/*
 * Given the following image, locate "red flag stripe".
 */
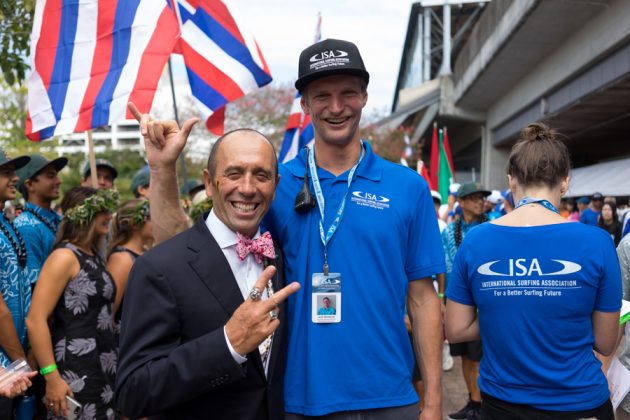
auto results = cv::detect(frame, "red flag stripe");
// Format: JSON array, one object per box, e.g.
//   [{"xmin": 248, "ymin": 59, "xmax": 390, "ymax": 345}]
[
  {"xmin": 207, "ymin": 106, "xmax": 225, "ymax": 135},
  {"xmin": 74, "ymin": 0, "xmax": 118, "ymax": 132},
  {"xmin": 179, "ymin": 39, "xmax": 245, "ymax": 101},
  {"xmin": 35, "ymin": 0, "xmax": 63, "ymax": 89},
  {"xmin": 443, "ymin": 127, "xmax": 456, "ymax": 181},
  {"xmin": 126, "ymin": 6, "xmax": 181, "ymax": 117},
  {"xmin": 429, "ymin": 124, "xmax": 439, "ymax": 190},
  {"xmin": 198, "ymin": 1, "xmax": 245, "ymax": 46}
]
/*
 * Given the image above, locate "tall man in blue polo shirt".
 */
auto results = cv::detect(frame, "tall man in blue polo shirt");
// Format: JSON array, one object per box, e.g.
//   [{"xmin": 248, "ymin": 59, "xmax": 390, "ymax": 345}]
[
  {"xmin": 130, "ymin": 38, "xmax": 445, "ymax": 420},
  {"xmin": 264, "ymin": 39, "xmax": 445, "ymax": 419},
  {"xmin": 15, "ymin": 154, "xmax": 67, "ymax": 287}
]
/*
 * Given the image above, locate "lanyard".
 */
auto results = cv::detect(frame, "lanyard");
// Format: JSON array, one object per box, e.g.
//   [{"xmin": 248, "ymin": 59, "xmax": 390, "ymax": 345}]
[
  {"xmin": 515, "ymin": 196, "xmax": 559, "ymax": 214},
  {"xmin": 307, "ymin": 141, "xmax": 365, "ymax": 274}
]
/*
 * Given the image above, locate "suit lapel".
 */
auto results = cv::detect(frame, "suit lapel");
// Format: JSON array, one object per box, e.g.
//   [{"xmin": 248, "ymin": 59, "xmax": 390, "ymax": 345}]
[
  {"xmin": 187, "ymin": 218, "xmax": 268, "ymax": 379},
  {"xmin": 187, "ymin": 219, "xmax": 243, "ymax": 320}
]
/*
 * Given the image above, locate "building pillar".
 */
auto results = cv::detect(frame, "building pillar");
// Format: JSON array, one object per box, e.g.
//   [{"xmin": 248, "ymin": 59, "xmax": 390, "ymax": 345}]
[{"xmin": 480, "ymin": 125, "xmax": 510, "ymax": 190}]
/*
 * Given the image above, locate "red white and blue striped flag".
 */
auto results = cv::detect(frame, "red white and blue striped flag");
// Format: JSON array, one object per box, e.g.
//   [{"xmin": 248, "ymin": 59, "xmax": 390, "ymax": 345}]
[
  {"xmin": 278, "ymin": 12, "xmax": 321, "ymax": 163},
  {"xmin": 26, "ymin": 0, "xmax": 180, "ymax": 141},
  {"xmin": 174, "ymin": 0, "xmax": 273, "ymax": 135}
]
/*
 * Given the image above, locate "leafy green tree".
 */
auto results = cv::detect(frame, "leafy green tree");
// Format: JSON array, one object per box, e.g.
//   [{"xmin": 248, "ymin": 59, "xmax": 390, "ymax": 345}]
[{"xmin": 0, "ymin": 0, "xmax": 35, "ymax": 85}]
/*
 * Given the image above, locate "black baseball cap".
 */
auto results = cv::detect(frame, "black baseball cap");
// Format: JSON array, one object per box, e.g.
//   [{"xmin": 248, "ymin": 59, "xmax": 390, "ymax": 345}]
[
  {"xmin": 0, "ymin": 148, "xmax": 30, "ymax": 172},
  {"xmin": 295, "ymin": 38, "xmax": 370, "ymax": 92},
  {"xmin": 592, "ymin": 192, "xmax": 603, "ymax": 201}
]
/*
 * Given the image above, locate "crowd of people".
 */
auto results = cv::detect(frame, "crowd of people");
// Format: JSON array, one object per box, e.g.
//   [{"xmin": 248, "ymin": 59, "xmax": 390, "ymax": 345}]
[{"xmin": 0, "ymin": 37, "xmax": 628, "ymax": 420}]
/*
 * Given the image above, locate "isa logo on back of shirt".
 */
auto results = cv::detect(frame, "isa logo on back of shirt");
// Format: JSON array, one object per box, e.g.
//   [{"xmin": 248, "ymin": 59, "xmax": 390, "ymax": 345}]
[{"xmin": 476, "ymin": 258, "xmax": 582, "ymax": 298}]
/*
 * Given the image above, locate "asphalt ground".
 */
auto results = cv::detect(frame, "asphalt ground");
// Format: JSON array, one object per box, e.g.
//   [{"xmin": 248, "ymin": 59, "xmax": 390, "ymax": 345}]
[{"xmin": 441, "ymin": 356, "xmax": 469, "ymax": 418}]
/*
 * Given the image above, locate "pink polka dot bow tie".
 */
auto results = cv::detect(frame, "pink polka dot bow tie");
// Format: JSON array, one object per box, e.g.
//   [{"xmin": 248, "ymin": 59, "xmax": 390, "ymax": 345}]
[{"xmin": 235, "ymin": 231, "xmax": 276, "ymax": 263}]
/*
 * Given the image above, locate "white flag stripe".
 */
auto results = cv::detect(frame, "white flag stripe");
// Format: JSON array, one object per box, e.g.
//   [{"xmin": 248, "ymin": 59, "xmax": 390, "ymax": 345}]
[
  {"xmin": 223, "ymin": 0, "xmax": 265, "ymax": 71},
  {"xmin": 108, "ymin": 0, "xmax": 163, "ymax": 125},
  {"xmin": 28, "ymin": 0, "xmax": 56, "ymax": 131},
  {"xmin": 178, "ymin": 0, "xmax": 195, "ymax": 16},
  {"xmin": 54, "ymin": 0, "xmax": 98, "ymax": 134},
  {"xmin": 194, "ymin": 97, "xmax": 213, "ymax": 121},
  {"xmin": 182, "ymin": 21, "xmax": 259, "ymax": 95},
  {"xmin": 282, "ymin": 129, "xmax": 300, "ymax": 164}
]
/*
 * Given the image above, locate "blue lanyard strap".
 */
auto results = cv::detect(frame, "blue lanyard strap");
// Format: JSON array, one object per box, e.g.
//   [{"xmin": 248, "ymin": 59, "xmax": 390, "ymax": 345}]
[
  {"xmin": 307, "ymin": 141, "xmax": 365, "ymax": 273},
  {"xmin": 515, "ymin": 196, "xmax": 559, "ymax": 214}
]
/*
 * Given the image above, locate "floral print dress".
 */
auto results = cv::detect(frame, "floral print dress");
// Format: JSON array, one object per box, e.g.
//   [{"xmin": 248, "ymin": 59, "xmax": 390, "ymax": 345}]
[{"xmin": 49, "ymin": 243, "xmax": 118, "ymax": 420}]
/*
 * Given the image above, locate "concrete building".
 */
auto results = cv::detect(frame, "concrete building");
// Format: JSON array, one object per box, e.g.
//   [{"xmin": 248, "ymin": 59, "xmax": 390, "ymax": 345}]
[
  {"xmin": 55, "ymin": 120, "xmax": 144, "ymax": 156},
  {"xmin": 386, "ymin": 0, "xmax": 630, "ymax": 196}
]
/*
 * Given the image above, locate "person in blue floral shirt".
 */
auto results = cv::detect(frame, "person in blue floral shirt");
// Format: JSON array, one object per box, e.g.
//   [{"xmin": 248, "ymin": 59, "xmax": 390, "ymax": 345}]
[
  {"xmin": 0, "ymin": 148, "xmax": 32, "ymax": 417},
  {"xmin": 15, "ymin": 154, "xmax": 68, "ymax": 288}
]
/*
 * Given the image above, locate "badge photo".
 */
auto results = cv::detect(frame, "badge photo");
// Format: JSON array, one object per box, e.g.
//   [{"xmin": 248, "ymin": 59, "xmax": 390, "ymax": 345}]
[{"xmin": 312, "ymin": 273, "xmax": 341, "ymax": 323}]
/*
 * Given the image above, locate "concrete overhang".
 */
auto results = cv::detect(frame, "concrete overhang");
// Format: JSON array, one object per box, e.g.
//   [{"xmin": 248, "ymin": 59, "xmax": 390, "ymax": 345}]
[
  {"xmin": 452, "ymin": 0, "xmax": 611, "ymax": 110},
  {"xmin": 377, "ymin": 79, "xmax": 441, "ymax": 131}
]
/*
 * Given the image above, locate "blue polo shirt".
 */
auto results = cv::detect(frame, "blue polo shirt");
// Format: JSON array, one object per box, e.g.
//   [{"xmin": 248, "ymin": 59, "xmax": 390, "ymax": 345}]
[
  {"xmin": 264, "ymin": 142, "xmax": 446, "ymax": 416},
  {"xmin": 447, "ymin": 222, "xmax": 621, "ymax": 411},
  {"xmin": 15, "ymin": 202, "xmax": 62, "ymax": 285},
  {"xmin": 580, "ymin": 207, "xmax": 600, "ymax": 226},
  {"xmin": 0, "ymin": 214, "xmax": 31, "ymax": 367}
]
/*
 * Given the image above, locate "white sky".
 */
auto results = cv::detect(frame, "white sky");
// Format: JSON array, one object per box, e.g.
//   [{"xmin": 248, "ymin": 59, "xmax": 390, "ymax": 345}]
[
  {"xmin": 169, "ymin": 1, "xmax": 413, "ymax": 117},
  {"xmin": 236, "ymin": 0, "xmax": 413, "ymax": 114}
]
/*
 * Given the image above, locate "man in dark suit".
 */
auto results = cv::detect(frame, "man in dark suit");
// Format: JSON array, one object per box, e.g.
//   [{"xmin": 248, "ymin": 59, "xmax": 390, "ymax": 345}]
[{"xmin": 115, "ymin": 125, "xmax": 300, "ymax": 419}]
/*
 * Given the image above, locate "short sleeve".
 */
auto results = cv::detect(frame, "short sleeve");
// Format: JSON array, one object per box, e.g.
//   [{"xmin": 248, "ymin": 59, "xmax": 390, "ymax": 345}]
[
  {"xmin": 595, "ymin": 234, "xmax": 622, "ymax": 312},
  {"xmin": 405, "ymin": 180, "xmax": 446, "ymax": 280},
  {"xmin": 445, "ymin": 240, "xmax": 475, "ymax": 306}
]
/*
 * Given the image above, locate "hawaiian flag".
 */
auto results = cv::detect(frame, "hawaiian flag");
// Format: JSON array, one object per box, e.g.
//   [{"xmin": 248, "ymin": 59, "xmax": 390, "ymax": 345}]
[
  {"xmin": 278, "ymin": 12, "xmax": 321, "ymax": 163},
  {"xmin": 26, "ymin": 0, "xmax": 179, "ymax": 141},
  {"xmin": 174, "ymin": 0, "xmax": 272, "ymax": 135},
  {"xmin": 278, "ymin": 93, "xmax": 314, "ymax": 163}
]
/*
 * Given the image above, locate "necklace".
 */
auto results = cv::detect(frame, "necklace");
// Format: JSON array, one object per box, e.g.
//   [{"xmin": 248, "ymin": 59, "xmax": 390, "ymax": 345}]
[
  {"xmin": 0, "ymin": 216, "xmax": 27, "ymax": 268},
  {"xmin": 23, "ymin": 207, "xmax": 57, "ymax": 234}
]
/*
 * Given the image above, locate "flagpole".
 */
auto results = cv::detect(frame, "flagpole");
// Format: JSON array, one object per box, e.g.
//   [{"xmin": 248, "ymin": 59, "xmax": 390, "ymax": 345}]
[
  {"xmin": 167, "ymin": 56, "xmax": 189, "ymax": 187},
  {"xmin": 87, "ymin": 129, "xmax": 98, "ymax": 188}
]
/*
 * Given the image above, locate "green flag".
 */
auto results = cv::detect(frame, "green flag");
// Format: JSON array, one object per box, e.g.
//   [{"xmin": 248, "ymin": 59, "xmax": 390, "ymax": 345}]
[{"xmin": 437, "ymin": 129, "xmax": 455, "ymax": 203}]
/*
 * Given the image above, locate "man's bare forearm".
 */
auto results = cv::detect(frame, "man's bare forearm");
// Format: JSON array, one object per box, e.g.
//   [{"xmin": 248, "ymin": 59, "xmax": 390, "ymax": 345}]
[
  {"xmin": 149, "ymin": 165, "xmax": 190, "ymax": 244},
  {"xmin": 408, "ymin": 279, "xmax": 443, "ymax": 412},
  {"xmin": 0, "ymin": 302, "xmax": 26, "ymax": 362}
]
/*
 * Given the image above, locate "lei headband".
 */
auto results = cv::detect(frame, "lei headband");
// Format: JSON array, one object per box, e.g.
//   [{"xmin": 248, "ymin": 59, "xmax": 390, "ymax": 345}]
[
  {"xmin": 65, "ymin": 189, "xmax": 119, "ymax": 226},
  {"xmin": 130, "ymin": 199, "xmax": 150, "ymax": 226},
  {"xmin": 118, "ymin": 199, "xmax": 150, "ymax": 230}
]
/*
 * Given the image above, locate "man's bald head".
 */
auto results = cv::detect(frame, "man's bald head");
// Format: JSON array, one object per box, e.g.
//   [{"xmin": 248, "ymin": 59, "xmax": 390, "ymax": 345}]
[{"xmin": 206, "ymin": 128, "xmax": 278, "ymax": 181}]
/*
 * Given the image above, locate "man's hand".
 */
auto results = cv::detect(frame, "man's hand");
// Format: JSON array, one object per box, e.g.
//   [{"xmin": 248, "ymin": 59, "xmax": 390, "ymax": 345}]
[
  {"xmin": 127, "ymin": 102, "xmax": 199, "ymax": 170},
  {"xmin": 0, "ymin": 371, "xmax": 36, "ymax": 398},
  {"xmin": 225, "ymin": 266, "xmax": 300, "ymax": 355}
]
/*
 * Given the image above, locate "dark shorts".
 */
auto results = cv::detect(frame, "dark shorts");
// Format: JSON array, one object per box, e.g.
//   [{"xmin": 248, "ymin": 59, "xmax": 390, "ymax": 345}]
[
  {"xmin": 450, "ymin": 339, "xmax": 482, "ymax": 361},
  {"xmin": 481, "ymin": 392, "xmax": 613, "ymax": 420},
  {"xmin": 286, "ymin": 403, "xmax": 419, "ymax": 420}
]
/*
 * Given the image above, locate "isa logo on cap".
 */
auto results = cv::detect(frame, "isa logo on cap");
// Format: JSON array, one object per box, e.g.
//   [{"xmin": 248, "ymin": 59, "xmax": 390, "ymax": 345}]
[{"xmin": 309, "ymin": 49, "xmax": 350, "ymax": 71}]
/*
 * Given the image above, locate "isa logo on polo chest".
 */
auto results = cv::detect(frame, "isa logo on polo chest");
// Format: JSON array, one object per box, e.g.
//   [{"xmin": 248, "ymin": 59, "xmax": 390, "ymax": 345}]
[{"xmin": 351, "ymin": 191, "xmax": 390, "ymax": 210}]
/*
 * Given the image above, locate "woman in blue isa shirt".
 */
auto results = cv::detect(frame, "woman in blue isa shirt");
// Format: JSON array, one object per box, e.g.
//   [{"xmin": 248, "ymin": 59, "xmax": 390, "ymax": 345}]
[{"xmin": 445, "ymin": 123, "xmax": 621, "ymax": 420}]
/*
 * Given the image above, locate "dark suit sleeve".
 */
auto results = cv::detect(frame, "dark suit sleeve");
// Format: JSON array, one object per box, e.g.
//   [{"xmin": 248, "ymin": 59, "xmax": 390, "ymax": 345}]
[{"xmin": 115, "ymin": 257, "xmax": 247, "ymax": 418}]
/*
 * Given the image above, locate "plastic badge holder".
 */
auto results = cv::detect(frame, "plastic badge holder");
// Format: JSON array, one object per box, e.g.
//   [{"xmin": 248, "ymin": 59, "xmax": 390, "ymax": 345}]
[{"xmin": 0, "ymin": 358, "xmax": 33, "ymax": 389}]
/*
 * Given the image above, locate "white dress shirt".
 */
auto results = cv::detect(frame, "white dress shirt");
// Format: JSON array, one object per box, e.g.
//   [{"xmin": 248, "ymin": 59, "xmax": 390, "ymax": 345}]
[{"xmin": 206, "ymin": 210, "xmax": 270, "ymax": 368}]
